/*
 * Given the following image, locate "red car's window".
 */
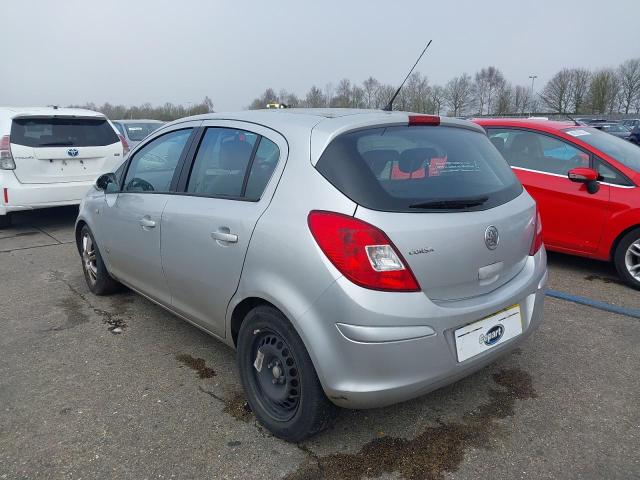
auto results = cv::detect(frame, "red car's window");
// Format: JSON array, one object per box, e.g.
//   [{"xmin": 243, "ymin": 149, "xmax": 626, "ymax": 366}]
[{"xmin": 487, "ymin": 128, "xmax": 590, "ymax": 176}]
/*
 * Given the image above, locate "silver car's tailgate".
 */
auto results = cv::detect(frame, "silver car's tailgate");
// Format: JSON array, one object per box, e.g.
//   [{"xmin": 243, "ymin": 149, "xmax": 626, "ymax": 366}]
[{"xmin": 354, "ymin": 191, "xmax": 536, "ymax": 301}]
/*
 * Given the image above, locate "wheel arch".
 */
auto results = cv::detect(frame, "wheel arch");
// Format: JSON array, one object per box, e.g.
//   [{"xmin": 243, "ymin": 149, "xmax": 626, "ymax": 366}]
[
  {"xmin": 610, "ymin": 224, "xmax": 640, "ymax": 260},
  {"xmin": 229, "ymin": 297, "xmax": 279, "ymax": 348},
  {"xmin": 75, "ymin": 219, "xmax": 88, "ymax": 254}
]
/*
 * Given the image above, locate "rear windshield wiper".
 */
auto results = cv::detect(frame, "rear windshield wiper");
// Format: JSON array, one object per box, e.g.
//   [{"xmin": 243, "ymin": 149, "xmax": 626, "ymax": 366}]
[
  {"xmin": 38, "ymin": 141, "xmax": 73, "ymax": 146},
  {"xmin": 409, "ymin": 196, "xmax": 489, "ymax": 209}
]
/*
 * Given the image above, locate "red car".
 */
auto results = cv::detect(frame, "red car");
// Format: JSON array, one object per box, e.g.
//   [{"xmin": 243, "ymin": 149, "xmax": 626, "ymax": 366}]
[{"xmin": 474, "ymin": 118, "xmax": 640, "ymax": 289}]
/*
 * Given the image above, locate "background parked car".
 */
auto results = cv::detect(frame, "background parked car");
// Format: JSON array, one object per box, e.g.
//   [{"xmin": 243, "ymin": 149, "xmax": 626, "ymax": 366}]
[
  {"xmin": 0, "ymin": 107, "xmax": 126, "ymax": 228},
  {"xmin": 629, "ymin": 125, "xmax": 640, "ymax": 145},
  {"xmin": 476, "ymin": 118, "xmax": 640, "ymax": 288},
  {"xmin": 621, "ymin": 119, "xmax": 640, "ymax": 131},
  {"xmin": 590, "ymin": 122, "xmax": 632, "ymax": 140},
  {"xmin": 112, "ymin": 119, "xmax": 164, "ymax": 150}
]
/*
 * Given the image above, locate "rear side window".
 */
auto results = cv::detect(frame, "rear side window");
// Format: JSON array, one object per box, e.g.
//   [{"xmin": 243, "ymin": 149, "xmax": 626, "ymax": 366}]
[
  {"xmin": 186, "ymin": 128, "xmax": 280, "ymax": 200},
  {"xmin": 11, "ymin": 118, "xmax": 119, "ymax": 147},
  {"xmin": 316, "ymin": 125, "xmax": 522, "ymax": 212}
]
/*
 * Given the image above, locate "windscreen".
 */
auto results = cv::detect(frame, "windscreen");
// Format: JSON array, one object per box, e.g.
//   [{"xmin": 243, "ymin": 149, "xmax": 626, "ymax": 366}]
[
  {"xmin": 316, "ymin": 125, "xmax": 522, "ymax": 212},
  {"xmin": 565, "ymin": 127, "xmax": 640, "ymax": 172},
  {"xmin": 125, "ymin": 122, "xmax": 163, "ymax": 141},
  {"xmin": 11, "ymin": 117, "xmax": 119, "ymax": 147}
]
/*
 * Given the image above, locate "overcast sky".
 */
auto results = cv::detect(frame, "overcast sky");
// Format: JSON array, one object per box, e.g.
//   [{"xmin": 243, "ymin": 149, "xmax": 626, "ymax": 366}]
[{"xmin": 3, "ymin": 0, "xmax": 639, "ymax": 111}]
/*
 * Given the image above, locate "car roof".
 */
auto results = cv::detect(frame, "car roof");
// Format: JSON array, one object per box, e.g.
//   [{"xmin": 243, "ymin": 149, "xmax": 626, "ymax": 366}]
[
  {"xmin": 0, "ymin": 107, "xmax": 105, "ymax": 119},
  {"xmin": 474, "ymin": 117, "xmax": 578, "ymax": 132},
  {"xmin": 112, "ymin": 119, "xmax": 164, "ymax": 123},
  {"xmin": 167, "ymin": 108, "xmax": 486, "ymax": 164}
]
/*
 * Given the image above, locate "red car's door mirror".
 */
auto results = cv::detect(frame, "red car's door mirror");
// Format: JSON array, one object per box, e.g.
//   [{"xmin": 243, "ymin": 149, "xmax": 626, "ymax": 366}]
[{"xmin": 567, "ymin": 167, "xmax": 598, "ymax": 183}]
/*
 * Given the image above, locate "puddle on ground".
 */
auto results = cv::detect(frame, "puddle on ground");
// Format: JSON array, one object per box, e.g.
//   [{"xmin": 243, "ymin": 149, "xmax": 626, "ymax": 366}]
[
  {"xmin": 176, "ymin": 354, "xmax": 216, "ymax": 379},
  {"xmin": 50, "ymin": 296, "xmax": 89, "ymax": 331},
  {"xmin": 286, "ymin": 368, "xmax": 536, "ymax": 480},
  {"xmin": 584, "ymin": 274, "xmax": 624, "ymax": 286},
  {"xmin": 223, "ymin": 391, "xmax": 253, "ymax": 422}
]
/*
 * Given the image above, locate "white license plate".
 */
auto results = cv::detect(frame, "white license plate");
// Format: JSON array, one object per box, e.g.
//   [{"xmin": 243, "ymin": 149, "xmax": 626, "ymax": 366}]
[{"xmin": 454, "ymin": 305, "xmax": 522, "ymax": 362}]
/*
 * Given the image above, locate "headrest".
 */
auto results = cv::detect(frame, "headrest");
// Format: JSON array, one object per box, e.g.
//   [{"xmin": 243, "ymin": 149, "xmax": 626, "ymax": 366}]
[
  {"xmin": 220, "ymin": 140, "xmax": 253, "ymax": 170},
  {"xmin": 398, "ymin": 147, "xmax": 437, "ymax": 174},
  {"xmin": 362, "ymin": 149, "xmax": 399, "ymax": 176}
]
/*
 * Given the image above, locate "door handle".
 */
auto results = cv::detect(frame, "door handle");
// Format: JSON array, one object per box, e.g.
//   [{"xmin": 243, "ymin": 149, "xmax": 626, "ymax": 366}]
[
  {"xmin": 139, "ymin": 217, "xmax": 156, "ymax": 229},
  {"xmin": 211, "ymin": 230, "xmax": 238, "ymax": 243}
]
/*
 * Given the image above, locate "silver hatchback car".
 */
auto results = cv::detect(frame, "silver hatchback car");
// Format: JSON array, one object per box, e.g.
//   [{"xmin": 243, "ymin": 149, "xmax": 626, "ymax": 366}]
[{"xmin": 76, "ymin": 109, "xmax": 547, "ymax": 441}]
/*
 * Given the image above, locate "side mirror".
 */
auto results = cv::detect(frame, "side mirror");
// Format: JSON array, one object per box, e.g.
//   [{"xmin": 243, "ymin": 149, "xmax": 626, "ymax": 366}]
[
  {"xmin": 567, "ymin": 167, "xmax": 598, "ymax": 183},
  {"xmin": 96, "ymin": 172, "xmax": 118, "ymax": 191}
]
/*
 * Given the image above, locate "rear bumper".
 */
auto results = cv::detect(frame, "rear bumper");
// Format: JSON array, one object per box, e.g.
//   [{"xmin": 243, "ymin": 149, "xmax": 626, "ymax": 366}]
[
  {"xmin": 296, "ymin": 248, "xmax": 548, "ymax": 409},
  {"xmin": 0, "ymin": 171, "xmax": 93, "ymax": 216}
]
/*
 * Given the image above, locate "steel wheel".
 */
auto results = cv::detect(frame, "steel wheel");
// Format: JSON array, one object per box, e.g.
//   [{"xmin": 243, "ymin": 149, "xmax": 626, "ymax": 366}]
[
  {"xmin": 250, "ymin": 329, "xmax": 301, "ymax": 422},
  {"xmin": 82, "ymin": 232, "xmax": 98, "ymax": 285},
  {"xmin": 624, "ymin": 240, "xmax": 640, "ymax": 280}
]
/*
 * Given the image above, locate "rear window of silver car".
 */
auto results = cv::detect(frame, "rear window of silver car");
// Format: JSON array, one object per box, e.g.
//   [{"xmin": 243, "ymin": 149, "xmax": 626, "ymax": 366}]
[
  {"xmin": 315, "ymin": 125, "xmax": 522, "ymax": 212},
  {"xmin": 11, "ymin": 118, "xmax": 119, "ymax": 148},
  {"xmin": 124, "ymin": 123, "xmax": 163, "ymax": 141}
]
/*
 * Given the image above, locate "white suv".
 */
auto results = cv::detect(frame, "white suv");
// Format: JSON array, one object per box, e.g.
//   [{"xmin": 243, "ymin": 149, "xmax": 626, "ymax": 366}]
[{"xmin": 0, "ymin": 107, "xmax": 127, "ymax": 227}]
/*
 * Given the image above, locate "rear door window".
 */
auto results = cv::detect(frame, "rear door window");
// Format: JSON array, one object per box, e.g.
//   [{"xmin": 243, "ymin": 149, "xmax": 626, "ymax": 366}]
[
  {"xmin": 316, "ymin": 125, "xmax": 522, "ymax": 212},
  {"xmin": 186, "ymin": 128, "xmax": 280, "ymax": 200},
  {"xmin": 123, "ymin": 129, "xmax": 192, "ymax": 192},
  {"xmin": 11, "ymin": 118, "xmax": 119, "ymax": 147}
]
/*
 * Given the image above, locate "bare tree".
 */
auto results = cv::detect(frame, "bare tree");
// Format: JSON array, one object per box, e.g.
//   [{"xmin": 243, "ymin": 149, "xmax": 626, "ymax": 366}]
[
  {"xmin": 540, "ymin": 69, "xmax": 573, "ymax": 113},
  {"xmin": 493, "ymin": 84, "xmax": 513, "ymax": 115},
  {"xmin": 331, "ymin": 78, "xmax": 352, "ymax": 107},
  {"xmin": 569, "ymin": 68, "xmax": 591, "ymax": 114},
  {"xmin": 405, "ymin": 72, "xmax": 430, "ymax": 113},
  {"xmin": 362, "ymin": 77, "xmax": 380, "ymax": 108},
  {"xmin": 618, "ymin": 58, "xmax": 640, "ymax": 114},
  {"xmin": 324, "ymin": 83, "xmax": 335, "ymax": 108},
  {"xmin": 351, "ymin": 86, "xmax": 365, "ymax": 108},
  {"xmin": 304, "ymin": 86, "xmax": 326, "ymax": 107},
  {"xmin": 374, "ymin": 84, "xmax": 395, "ymax": 109},
  {"xmin": 430, "ymin": 85, "xmax": 445, "ymax": 115},
  {"xmin": 512, "ymin": 85, "xmax": 531, "ymax": 114},
  {"xmin": 445, "ymin": 73, "xmax": 473, "ymax": 116},
  {"xmin": 473, "ymin": 66, "xmax": 505, "ymax": 115},
  {"xmin": 589, "ymin": 68, "xmax": 620, "ymax": 114}
]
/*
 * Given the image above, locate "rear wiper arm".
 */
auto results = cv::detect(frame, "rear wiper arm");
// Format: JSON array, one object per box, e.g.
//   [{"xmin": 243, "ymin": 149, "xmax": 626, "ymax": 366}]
[
  {"xmin": 409, "ymin": 196, "xmax": 489, "ymax": 209},
  {"xmin": 39, "ymin": 141, "xmax": 73, "ymax": 146}
]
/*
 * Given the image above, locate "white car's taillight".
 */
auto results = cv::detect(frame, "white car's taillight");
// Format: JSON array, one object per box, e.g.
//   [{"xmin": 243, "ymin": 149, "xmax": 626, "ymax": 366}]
[
  {"xmin": 118, "ymin": 134, "xmax": 130, "ymax": 156},
  {"xmin": 0, "ymin": 135, "xmax": 16, "ymax": 170}
]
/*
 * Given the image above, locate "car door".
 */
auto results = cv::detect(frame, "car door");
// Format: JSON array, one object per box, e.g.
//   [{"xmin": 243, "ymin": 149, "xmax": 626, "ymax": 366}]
[
  {"xmin": 161, "ymin": 122, "xmax": 287, "ymax": 337},
  {"xmin": 487, "ymin": 127, "xmax": 610, "ymax": 254},
  {"xmin": 99, "ymin": 125, "xmax": 197, "ymax": 304}
]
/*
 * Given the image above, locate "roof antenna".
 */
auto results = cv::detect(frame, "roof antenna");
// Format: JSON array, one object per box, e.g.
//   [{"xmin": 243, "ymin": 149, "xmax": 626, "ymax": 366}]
[
  {"xmin": 564, "ymin": 112, "xmax": 580, "ymax": 126},
  {"xmin": 383, "ymin": 40, "xmax": 433, "ymax": 112}
]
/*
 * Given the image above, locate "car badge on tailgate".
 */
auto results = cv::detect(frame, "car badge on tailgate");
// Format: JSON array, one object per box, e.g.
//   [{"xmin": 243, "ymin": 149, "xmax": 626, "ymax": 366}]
[
  {"xmin": 67, "ymin": 148, "xmax": 79, "ymax": 157},
  {"xmin": 484, "ymin": 225, "xmax": 499, "ymax": 250}
]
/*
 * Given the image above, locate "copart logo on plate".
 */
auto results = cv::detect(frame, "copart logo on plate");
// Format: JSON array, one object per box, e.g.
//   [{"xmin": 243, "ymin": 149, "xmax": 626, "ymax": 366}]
[{"xmin": 479, "ymin": 324, "xmax": 504, "ymax": 346}]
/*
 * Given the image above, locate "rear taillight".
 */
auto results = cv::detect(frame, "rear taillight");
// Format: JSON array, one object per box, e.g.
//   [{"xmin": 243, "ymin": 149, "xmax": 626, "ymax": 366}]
[
  {"xmin": 118, "ymin": 134, "xmax": 130, "ymax": 156},
  {"xmin": 529, "ymin": 209, "xmax": 543, "ymax": 255},
  {"xmin": 307, "ymin": 210, "xmax": 420, "ymax": 292},
  {"xmin": 408, "ymin": 115, "xmax": 440, "ymax": 126},
  {"xmin": 0, "ymin": 135, "xmax": 16, "ymax": 170}
]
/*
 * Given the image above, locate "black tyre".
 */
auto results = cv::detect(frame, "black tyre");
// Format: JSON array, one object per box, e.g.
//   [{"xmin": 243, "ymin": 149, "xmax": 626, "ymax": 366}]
[
  {"xmin": 237, "ymin": 305, "xmax": 336, "ymax": 442},
  {"xmin": 79, "ymin": 225, "xmax": 121, "ymax": 295},
  {"xmin": 614, "ymin": 227, "xmax": 640, "ymax": 290},
  {"xmin": 0, "ymin": 214, "xmax": 12, "ymax": 229}
]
